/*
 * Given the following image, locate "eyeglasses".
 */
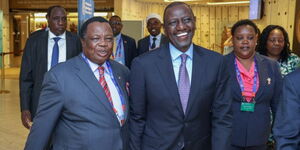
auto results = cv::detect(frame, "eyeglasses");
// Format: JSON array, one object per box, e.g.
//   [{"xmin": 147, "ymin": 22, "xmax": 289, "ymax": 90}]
[
  {"xmin": 268, "ymin": 39, "xmax": 285, "ymax": 44},
  {"xmin": 109, "ymin": 22, "xmax": 122, "ymax": 25}
]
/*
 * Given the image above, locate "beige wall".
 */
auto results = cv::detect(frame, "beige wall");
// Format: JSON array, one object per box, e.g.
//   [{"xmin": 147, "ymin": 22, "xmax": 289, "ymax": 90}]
[
  {"xmin": 0, "ymin": 0, "xmax": 11, "ymax": 68},
  {"xmin": 254, "ymin": 0, "xmax": 296, "ymax": 50},
  {"xmin": 115, "ymin": 0, "xmax": 297, "ymax": 53}
]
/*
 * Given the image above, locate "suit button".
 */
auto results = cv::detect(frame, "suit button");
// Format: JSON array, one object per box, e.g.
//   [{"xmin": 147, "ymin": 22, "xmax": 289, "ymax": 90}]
[
  {"xmin": 177, "ymin": 142, "xmax": 183, "ymax": 147},
  {"xmin": 185, "ymin": 123, "xmax": 188, "ymax": 128}
]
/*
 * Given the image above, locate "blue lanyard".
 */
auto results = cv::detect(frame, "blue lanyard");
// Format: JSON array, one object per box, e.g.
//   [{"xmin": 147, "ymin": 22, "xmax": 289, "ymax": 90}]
[
  {"xmin": 105, "ymin": 61, "xmax": 126, "ymax": 108},
  {"xmin": 81, "ymin": 53, "xmax": 126, "ymax": 112},
  {"xmin": 112, "ymin": 37, "xmax": 123, "ymax": 58},
  {"xmin": 234, "ymin": 57, "xmax": 258, "ymax": 98}
]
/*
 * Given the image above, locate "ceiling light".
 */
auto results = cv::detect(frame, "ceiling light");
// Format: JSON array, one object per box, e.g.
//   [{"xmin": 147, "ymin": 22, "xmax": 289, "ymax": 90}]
[{"xmin": 207, "ymin": 1, "xmax": 249, "ymax": 5}]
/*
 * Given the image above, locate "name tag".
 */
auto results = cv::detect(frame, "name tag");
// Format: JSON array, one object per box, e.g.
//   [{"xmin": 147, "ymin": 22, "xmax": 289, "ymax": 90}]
[{"xmin": 240, "ymin": 102, "xmax": 255, "ymax": 112}]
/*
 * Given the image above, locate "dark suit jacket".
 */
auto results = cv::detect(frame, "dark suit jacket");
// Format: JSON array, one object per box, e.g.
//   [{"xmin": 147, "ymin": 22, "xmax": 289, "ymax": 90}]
[
  {"xmin": 273, "ymin": 68, "xmax": 300, "ymax": 150},
  {"xmin": 129, "ymin": 44, "xmax": 232, "ymax": 150},
  {"xmin": 137, "ymin": 34, "xmax": 168, "ymax": 56},
  {"xmin": 19, "ymin": 30, "xmax": 82, "ymax": 118},
  {"xmin": 24, "ymin": 56, "xmax": 130, "ymax": 150},
  {"xmin": 121, "ymin": 34, "xmax": 137, "ymax": 68},
  {"xmin": 225, "ymin": 52, "xmax": 282, "ymax": 147}
]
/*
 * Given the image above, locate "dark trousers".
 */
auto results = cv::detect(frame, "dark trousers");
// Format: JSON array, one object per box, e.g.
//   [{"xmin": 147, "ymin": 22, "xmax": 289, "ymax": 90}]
[{"xmin": 230, "ymin": 144, "xmax": 267, "ymax": 150}]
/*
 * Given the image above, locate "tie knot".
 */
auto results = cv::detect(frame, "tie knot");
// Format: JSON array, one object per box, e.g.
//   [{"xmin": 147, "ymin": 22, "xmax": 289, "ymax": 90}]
[
  {"xmin": 53, "ymin": 37, "xmax": 61, "ymax": 43},
  {"xmin": 98, "ymin": 66, "xmax": 105, "ymax": 75},
  {"xmin": 180, "ymin": 54, "xmax": 188, "ymax": 63},
  {"xmin": 153, "ymin": 37, "xmax": 157, "ymax": 41}
]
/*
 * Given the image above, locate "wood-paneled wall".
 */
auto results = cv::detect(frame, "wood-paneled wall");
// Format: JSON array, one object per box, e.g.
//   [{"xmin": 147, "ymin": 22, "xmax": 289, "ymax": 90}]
[
  {"xmin": 9, "ymin": 0, "xmax": 113, "ymax": 11},
  {"xmin": 115, "ymin": 0, "xmax": 297, "ymax": 53}
]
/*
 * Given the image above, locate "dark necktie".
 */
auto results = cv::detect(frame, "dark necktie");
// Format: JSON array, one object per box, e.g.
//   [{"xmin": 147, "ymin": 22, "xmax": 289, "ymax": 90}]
[
  {"xmin": 151, "ymin": 37, "xmax": 157, "ymax": 49},
  {"xmin": 178, "ymin": 54, "xmax": 190, "ymax": 113},
  {"xmin": 51, "ymin": 37, "xmax": 61, "ymax": 68}
]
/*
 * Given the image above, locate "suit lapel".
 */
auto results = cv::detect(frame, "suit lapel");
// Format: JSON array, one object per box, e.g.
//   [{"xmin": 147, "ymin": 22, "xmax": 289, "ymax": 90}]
[
  {"xmin": 108, "ymin": 60, "xmax": 129, "ymax": 122},
  {"xmin": 155, "ymin": 44, "xmax": 184, "ymax": 115},
  {"xmin": 185, "ymin": 45, "xmax": 206, "ymax": 116},
  {"xmin": 228, "ymin": 53, "xmax": 244, "ymax": 101},
  {"xmin": 254, "ymin": 54, "xmax": 267, "ymax": 102},
  {"xmin": 74, "ymin": 56, "xmax": 118, "ymax": 122},
  {"xmin": 41, "ymin": 31, "xmax": 49, "ymax": 74}
]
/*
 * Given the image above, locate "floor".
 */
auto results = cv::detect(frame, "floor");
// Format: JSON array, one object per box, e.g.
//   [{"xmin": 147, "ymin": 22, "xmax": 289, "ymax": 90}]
[{"xmin": 0, "ymin": 67, "xmax": 29, "ymax": 150}]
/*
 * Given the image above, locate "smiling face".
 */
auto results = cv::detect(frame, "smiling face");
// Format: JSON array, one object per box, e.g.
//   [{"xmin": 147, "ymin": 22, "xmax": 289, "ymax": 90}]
[
  {"xmin": 266, "ymin": 29, "xmax": 285, "ymax": 59},
  {"xmin": 233, "ymin": 25, "xmax": 258, "ymax": 59},
  {"xmin": 163, "ymin": 4, "xmax": 196, "ymax": 52},
  {"xmin": 147, "ymin": 18, "xmax": 162, "ymax": 36},
  {"xmin": 81, "ymin": 22, "xmax": 114, "ymax": 65}
]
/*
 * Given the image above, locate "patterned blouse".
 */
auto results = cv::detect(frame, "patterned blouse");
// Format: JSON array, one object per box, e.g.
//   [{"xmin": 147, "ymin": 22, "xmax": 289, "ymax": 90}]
[{"xmin": 279, "ymin": 53, "xmax": 300, "ymax": 76}]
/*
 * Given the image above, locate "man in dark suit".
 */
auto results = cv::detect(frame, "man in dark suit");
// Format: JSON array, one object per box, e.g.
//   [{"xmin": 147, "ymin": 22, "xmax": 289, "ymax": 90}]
[
  {"xmin": 137, "ymin": 13, "xmax": 168, "ymax": 55},
  {"xmin": 109, "ymin": 15, "xmax": 137, "ymax": 68},
  {"xmin": 19, "ymin": 5, "xmax": 82, "ymax": 129},
  {"xmin": 273, "ymin": 69, "xmax": 300, "ymax": 150},
  {"xmin": 129, "ymin": 2, "xmax": 232, "ymax": 150},
  {"xmin": 24, "ymin": 16, "xmax": 130, "ymax": 150}
]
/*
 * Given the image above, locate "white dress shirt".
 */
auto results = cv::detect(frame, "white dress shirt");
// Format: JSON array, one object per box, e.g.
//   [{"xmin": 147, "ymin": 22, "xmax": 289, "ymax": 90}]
[
  {"xmin": 169, "ymin": 43, "xmax": 193, "ymax": 85},
  {"xmin": 47, "ymin": 31, "xmax": 67, "ymax": 71},
  {"xmin": 149, "ymin": 33, "xmax": 162, "ymax": 50},
  {"xmin": 84, "ymin": 56, "xmax": 125, "ymax": 124}
]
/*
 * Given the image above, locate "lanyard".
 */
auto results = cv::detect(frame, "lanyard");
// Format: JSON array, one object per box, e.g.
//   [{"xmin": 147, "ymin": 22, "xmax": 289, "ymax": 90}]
[
  {"xmin": 81, "ymin": 54, "xmax": 126, "ymax": 124},
  {"xmin": 112, "ymin": 37, "xmax": 123, "ymax": 59},
  {"xmin": 234, "ymin": 57, "xmax": 258, "ymax": 100}
]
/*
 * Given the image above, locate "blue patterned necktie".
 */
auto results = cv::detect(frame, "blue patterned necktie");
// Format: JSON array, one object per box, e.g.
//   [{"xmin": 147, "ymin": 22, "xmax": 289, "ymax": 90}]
[
  {"xmin": 51, "ymin": 37, "xmax": 61, "ymax": 68},
  {"xmin": 178, "ymin": 54, "xmax": 190, "ymax": 113}
]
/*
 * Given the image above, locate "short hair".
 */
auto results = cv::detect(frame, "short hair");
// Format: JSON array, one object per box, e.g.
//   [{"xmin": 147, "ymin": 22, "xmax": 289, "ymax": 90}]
[
  {"xmin": 46, "ymin": 5, "xmax": 65, "ymax": 18},
  {"xmin": 231, "ymin": 19, "xmax": 259, "ymax": 36},
  {"xmin": 256, "ymin": 25, "xmax": 291, "ymax": 63},
  {"xmin": 163, "ymin": 2, "xmax": 194, "ymax": 24},
  {"xmin": 79, "ymin": 16, "xmax": 109, "ymax": 39}
]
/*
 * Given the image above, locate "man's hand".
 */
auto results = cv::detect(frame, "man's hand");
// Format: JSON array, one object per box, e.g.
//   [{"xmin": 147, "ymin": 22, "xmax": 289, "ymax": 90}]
[{"xmin": 21, "ymin": 110, "xmax": 32, "ymax": 129}]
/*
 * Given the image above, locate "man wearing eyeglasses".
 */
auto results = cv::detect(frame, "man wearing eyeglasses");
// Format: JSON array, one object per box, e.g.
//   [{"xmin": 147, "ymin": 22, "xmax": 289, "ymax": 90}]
[{"xmin": 109, "ymin": 15, "xmax": 137, "ymax": 69}]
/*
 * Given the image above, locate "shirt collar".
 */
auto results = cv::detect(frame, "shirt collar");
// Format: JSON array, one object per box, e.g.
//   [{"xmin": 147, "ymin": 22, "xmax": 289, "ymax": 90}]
[
  {"xmin": 81, "ymin": 53, "xmax": 109, "ymax": 74},
  {"xmin": 48, "ymin": 30, "xmax": 66, "ymax": 40},
  {"xmin": 115, "ymin": 33, "xmax": 122, "ymax": 41},
  {"xmin": 169, "ymin": 43, "xmax": 193, "ymax": 61},
  {"xmin": 150, "ymin": 33, "xmax": 162, "ymax": 40}
]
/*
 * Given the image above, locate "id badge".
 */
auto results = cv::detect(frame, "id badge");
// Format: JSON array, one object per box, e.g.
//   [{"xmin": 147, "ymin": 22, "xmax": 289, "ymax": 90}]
[{"xmin": 240, "ymin": 102, "xmax": 255, "ymax": 112}]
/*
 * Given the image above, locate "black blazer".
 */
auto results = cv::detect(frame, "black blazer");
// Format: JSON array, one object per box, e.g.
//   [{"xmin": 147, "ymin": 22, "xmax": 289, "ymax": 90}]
[
  {"xmin": 121, "ymin": 34, "xmax": 137, "ymax": 68},
  {"xmin": 19, "ymin": 30, "xmax": 82, "ymax": 117},
  {"xmin": 137, "ymin": 34, "xmax": 168, "ymax": 56},
  {"xmin": 225, "ymin": 52, "xmax": 282, "ymax": 147},
  {"xmin": 129, "ymin": 43, "xmax": 232, "ymax": 150}
]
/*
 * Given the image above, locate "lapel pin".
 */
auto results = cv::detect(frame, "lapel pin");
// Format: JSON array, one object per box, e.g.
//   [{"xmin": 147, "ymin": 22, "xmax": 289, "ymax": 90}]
[
  {"xmin": 118, "ymin": 76, "xmax": 121, "ymax": 80},
  {"xmin": 267, "ymin": 78, "xmax": 271, "ymax": 85}
]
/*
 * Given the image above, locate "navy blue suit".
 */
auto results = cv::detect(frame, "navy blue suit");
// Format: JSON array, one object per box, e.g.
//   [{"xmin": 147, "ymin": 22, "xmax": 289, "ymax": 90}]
[
  {"xmin": 129, "ymin": 43, "xmax": 232, "ymax": 150},
  {"xmin": 225, "ymin": 52, "xmax": 282, "ymax": 148},
  {"xmin": 273, "ymin": 68, "xmax": 300, "ymax": 150}
]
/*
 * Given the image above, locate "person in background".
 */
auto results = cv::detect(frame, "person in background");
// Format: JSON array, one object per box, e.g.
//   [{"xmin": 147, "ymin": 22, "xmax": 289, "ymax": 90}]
[
  {"xmin": 20, "ymin": 5, "xmax": 81, "ymax": 130},
  {"xmin": 129, "ymin": 2, "xmax": 232, "ymax": 150},
  {"xmin": 222, "ymin": 25, "xmax": 234, "ymax": 55},
  {"xmin": 24, "ymin": 16, "xmax": 130, "ymax": 150},
  {"xmin": 273, "ymin": 68, "xmax": 300, "ymax": 150},
  {"xmin": 137, "ymin": 13, "xmax": 168, "ymax": 55},
  {"xmin": 257, "ymin": 25, "xmax": 300, "ymax": 76},
  {"xmin": 224, "ymin": 19, "xmax": 282, "ymax": 150},
  {"xmin": 109, "ymin": 15, "xmax": 137, "ymax": 68}
]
